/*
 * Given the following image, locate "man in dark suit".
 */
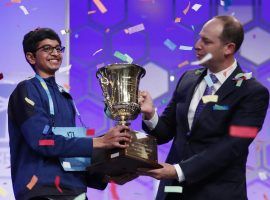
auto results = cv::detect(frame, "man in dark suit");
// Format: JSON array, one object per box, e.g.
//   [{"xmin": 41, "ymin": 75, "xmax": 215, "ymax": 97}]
[{"xmin": 138, "ymin": 15, "xmax": 269, "ymax": 200}]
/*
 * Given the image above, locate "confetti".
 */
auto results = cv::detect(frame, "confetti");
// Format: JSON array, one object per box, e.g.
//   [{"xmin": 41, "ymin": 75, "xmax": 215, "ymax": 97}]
[
  {"xmin": 87, "ymin": 10, "xmax": 96, "ymax": 15},
  {"xmin": 195, "ymin": 69, "xmax": 203, "ymax": 75},
  {"xmin": 125, "ymin": 23, "xmax": 145, "ymax": 34},
  {"xmin": 42, "ymin": 125, "xmax": 50, "ymax": 134},
  {"xmin": 229, "ymin": 125, "xmax": 258, "ymax": 138},
  {"xmin": 11, "ymin": 0, "xmax": 21, "ymax": 3},
  {"xmin": 110, "ymin": 182, "xmax": 120, "ymax": 200},
  {"xmin": 183, "ymin": 1, "xmax": 191, "ymax": 15},
  {"xmin": 192, "ymin": 4, "xmax": 202, "ymax": 11},
  {"xmin": 93, "ymin": 0, "xmax": 107, "ymax": 13},
  {"xmin": 63, "ymin": 161, "xmax": 71, "ymax": 169},
  {"xmin": 74, "ymin": 193, "xmax": 86, "ymax": 200},
  {"xmin": 174, "ymin": 17, "xmax": 181, "ymax": 23},
  {"xmin": 258, "ymin": 171, "xmax": 268, "ymax": 181},
  {"xmin": 114, "ymin": 51, "xmax": 128, "ymax": 62},
  {"xmin": 19, "ymin": 5, "xmax": 29, "ymax": 15},
  {"xmin": 164, "ymin": 39, "xmax": 177, "ymax": 51},
  {"xmin": 86, "ymin": 129, "xmax": 95, "ymax": 136},
  {"xmin": 179, "ymin": 45, "xmax": 193, "ymax": 50},
  {"xmin": 0, "ymin": 187, "xmax": 7, "ymax": 197},
  {"xmin": 233, "ymin": 72, "xmax": 252, "ymax": 87},
  {"xmin": 105, "ymin": 28, "xmax": 110, "ymax": 33},
  {"xmin": 204, "ymin": 74, "xmax": 214, "ymax": 87},
  {"xmin": 135, "ymin": 131, "xmax": 148, "ymax": 139},
  {"xmin": 213, "ymin": 104, "xmax": 229, "ymax": 110},
  {"xmin": 55, "ymin": 176, "xmax": 63, "ymax": 193},
  {"xmin": 92, "ymin": 48, "xmax": 103, "ymax": 56},
  {"xmin": 24, "ymin": 97, "xmax": 35, "ymax": 106},
  {"xmin": 202, "ymin": 95, "xmax": 218, "ymax": 103},
  {"xmin": 178, "ymin": 60, "xmax": 189, "ymax": 68},
  {"xmin": 60, "ymin": 29, "xmax": 70, "ymax": 35},
  {"xmin": 164, "ymin": 186, "xmax": 183, "ymax": 193},
  {"xmin": 191, "ymin": 25, "xmax": 195, "ymax": 31},
  {"xmin": 124, "ymin": 53, "xmax": 133, "ymax": 64},
  {"xmin": 39, "ymin": 139, "xmax": 55, "ymax": 146},
  {"xmin": 0, "ymin": 73, "xmax": 3, "ymax": 80},
  {"xmin": 190, "ymin": 53, "xmax": 213, "ymax": 65},
  {"xmin": 26, "ymin": 175, "xmax": 38, "ymax": 190}
]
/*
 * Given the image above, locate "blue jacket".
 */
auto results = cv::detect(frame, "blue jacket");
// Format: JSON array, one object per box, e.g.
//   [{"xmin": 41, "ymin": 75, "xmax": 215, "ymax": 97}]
[{"xmin": 8, "ymin": 76, "xmax": 106, "ymax": 200}]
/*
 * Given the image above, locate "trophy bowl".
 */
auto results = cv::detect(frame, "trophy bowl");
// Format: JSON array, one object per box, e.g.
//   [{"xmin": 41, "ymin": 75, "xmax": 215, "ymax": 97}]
[{"xmin": 87, "ymin": 63, "xmax": 162, "ymax": 177}]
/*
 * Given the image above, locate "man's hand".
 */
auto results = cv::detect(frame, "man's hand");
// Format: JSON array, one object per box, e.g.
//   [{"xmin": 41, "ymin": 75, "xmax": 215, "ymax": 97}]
[
  {"xmin": 93, "ymin": 125, "xmax": 132, "ymax": 149},
  {"xmin": 138, "ymin": 91, "xmax": 155, "ymax": 120},
  {"xmin": 137, "ymin": 163, "xmax": 178, "ymax": 180}
]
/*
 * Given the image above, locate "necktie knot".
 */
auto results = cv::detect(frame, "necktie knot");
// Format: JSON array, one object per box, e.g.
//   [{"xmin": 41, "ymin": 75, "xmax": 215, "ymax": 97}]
[{"xmin": 210, "ymin": 74, "xmax": 218, "ymax": 84}]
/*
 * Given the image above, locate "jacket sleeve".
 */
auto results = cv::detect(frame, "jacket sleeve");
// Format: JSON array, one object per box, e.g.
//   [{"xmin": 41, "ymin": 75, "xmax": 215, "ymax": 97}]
[
  {"xmin": 86, "ymin": 172, "xmax": 108, "ymax": 190},
  {"xmin": 179, "ymin": 84, "xmax": 269, "ymax": 184},
  {"xmin": 8, "ymin": 81, "xmax": 93, "ymax": 158}
]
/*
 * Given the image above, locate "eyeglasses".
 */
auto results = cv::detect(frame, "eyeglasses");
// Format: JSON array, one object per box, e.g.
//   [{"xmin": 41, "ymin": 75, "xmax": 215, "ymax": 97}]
[{"xmin": 35, "ymin": 45, "xmax": 65, "ymax": 54}]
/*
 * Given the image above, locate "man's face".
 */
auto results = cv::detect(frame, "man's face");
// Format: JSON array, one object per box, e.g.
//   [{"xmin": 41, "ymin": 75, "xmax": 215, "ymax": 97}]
[
  {"xmin": 27, "ymin": 39, "xmax": 63, "ymax": 77},
  {"xmin": 194, "ymin": 18, "xmax": 227, "ymax": 68}
]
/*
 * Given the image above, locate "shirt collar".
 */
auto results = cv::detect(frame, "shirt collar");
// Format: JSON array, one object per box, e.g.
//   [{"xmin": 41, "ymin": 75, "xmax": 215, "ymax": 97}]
[{"xmin": 207, "ymin": 59, "xmax": 237, "ymax": 84}]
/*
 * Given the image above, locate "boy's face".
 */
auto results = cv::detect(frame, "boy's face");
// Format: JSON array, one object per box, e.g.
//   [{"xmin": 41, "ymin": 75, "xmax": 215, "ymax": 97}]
[{"xmin": 26, "ymin": 39, "xmax": 63, "ymax": 78}]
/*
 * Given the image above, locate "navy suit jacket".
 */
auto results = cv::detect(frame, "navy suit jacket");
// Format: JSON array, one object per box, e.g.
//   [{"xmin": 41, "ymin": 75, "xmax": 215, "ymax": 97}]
[{"xmin": 143, "ymin": 65, "xmax": 269, "ymax": 200}]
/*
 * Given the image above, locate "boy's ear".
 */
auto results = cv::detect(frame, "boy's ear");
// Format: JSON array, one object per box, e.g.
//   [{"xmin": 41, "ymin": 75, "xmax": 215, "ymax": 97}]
[{"xmin": 26, "ymin": 52, "xmax": 36, "ymax": 65}]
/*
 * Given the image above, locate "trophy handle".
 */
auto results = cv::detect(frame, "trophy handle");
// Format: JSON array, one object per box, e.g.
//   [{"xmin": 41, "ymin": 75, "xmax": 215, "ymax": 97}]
[{"xmin": 96, "ymin": 72, "xmax": 113, "ymax": 112}]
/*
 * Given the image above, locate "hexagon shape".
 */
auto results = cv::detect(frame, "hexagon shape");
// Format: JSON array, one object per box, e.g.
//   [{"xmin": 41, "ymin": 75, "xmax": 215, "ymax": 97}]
[
  {"xmin": 240, "ymin": 27, "xmax": 270, "ymax": 66},
  {"xmin": 71, "ymin": 26, "xmax": 104, "ymax": 65},
  {"xmin": 140, "ymin": 62, "xmax": 169, "ymax": 100},
  {"xmin": 217, "ymin": 1, "xmax": 254, "ymax": 25},
  {"xmin": 89, "ymin": 0, "xmax": 127, "ymax": 29},
  {"xmin": 75, "ymin": 98, "xmax": 107, "ymax": 135},
  {"xmin": 111, "ymin": 27, "xmax": 148, "ymax": 62}
]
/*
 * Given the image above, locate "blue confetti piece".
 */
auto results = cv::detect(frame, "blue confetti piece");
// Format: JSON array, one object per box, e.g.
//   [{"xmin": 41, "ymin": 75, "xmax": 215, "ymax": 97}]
[
  {"xmin": 164, "ymin": 39, "xmax": 177, "ymax": 51},
  {"xmin": 42, "ymin": 125, "xmax": 50, "ymax": 134},
  {"xmin": 213, "ymin": 104, "xmax": 229, "ymax": 111}
]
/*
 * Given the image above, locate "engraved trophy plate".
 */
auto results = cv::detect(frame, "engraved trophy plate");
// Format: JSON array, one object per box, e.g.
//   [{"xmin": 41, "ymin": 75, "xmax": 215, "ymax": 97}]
[{"xmin": 87, "ymin": 63, "xmax": 162, "ymax": 176}]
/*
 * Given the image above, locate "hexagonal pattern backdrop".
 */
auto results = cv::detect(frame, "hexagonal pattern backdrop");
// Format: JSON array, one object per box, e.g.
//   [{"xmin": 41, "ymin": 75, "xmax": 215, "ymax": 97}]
[{"xmin": 70, "ymin": 0, "xmax": 270, "ymax": 199}]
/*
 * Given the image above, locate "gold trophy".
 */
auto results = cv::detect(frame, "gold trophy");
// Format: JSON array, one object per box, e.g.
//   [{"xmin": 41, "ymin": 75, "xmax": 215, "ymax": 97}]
[{"xmin": 87, "ymin": 63, "xmax": 161, "ymax": 176}]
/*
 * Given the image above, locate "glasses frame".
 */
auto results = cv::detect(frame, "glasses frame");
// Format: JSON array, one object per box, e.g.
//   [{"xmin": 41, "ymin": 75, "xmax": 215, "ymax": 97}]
[{"xmin": 35, "ymin": 45, "xmax": 65, "ymax": 54}]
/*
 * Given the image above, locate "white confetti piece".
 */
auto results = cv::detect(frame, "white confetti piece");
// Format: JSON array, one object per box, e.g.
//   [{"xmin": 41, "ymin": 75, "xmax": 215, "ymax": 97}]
[
  {"xmin": 125, "ymin": 23, "xmax": 145, "ymax": 34},
  {"xmin": 202, "ymin": 95, "xmax": 218, "ymax": 104},
  {"xmin": 164, "ymin": 186, "xmax": 183, "ymax": 193},
  {"xmin": 179, "ymin": 45, "xmax": 193, "ymax": 50},
  {"xmin": 19, "ymin": 5, "xmax": 29, "ymax": 15},
  {"xmin": 24, "ymin": 97, "xmax": 35, "ymax": 106},
  {"xmin": 190, "ymin": 53, "xmax": 213, "ymax": 65},
  {"xmin": 192, "ymin": 4, "xmax": 202, "ymax": 11}
]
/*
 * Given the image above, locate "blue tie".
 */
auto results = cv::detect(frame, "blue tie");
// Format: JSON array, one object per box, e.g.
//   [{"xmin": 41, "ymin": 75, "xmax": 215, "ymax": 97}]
[{"xmin": 192, "ymin": 74, "xmax": 218, "ymax": 127}]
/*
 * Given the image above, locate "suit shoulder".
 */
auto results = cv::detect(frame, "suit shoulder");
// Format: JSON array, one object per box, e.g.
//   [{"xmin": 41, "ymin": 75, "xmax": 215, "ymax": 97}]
[
  {"xmin": 245, "ymin": 78, "xmax": 269, "ymax": 94},
  {"xmin": 10, "ymin": 77, "xmax": 36, "ymax": 98}
]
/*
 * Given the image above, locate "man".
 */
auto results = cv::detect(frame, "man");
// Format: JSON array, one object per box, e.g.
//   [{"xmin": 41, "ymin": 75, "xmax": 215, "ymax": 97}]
[
  {"xmin": 8, "ymin": 28, "xmax": 132, "ymax": 200},
  {"xmin": 139, "ymin": 16, "xmax": 269, "ymax": 199}
]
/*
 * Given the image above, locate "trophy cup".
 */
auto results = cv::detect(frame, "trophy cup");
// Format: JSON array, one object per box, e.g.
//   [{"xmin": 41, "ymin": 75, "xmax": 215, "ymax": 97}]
[{"xmin": 87, "ymin": 63, "xmax": 162, "ymax": 176}]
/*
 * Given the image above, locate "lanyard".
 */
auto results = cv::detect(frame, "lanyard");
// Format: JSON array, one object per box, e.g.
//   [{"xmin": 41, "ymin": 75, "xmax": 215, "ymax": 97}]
[{"xmin": 35, "ymin": 74, "xmax": 87, "ymax": 128}]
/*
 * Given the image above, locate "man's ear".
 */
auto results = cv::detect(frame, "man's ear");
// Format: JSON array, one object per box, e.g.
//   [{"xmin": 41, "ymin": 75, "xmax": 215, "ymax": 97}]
[
  {"xmin": 26, "ymin": 52, "xmax": 36, "ymax": 65},
  {"xmin": 224, "ymin": 43, "xmax": 236, "ymax": 56}
]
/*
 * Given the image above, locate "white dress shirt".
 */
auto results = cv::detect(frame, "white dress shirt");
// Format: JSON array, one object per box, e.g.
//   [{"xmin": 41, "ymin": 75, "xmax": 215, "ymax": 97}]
[{"xmin": 143, "ymin": 60, "xmax": 238, "ymax": 182}]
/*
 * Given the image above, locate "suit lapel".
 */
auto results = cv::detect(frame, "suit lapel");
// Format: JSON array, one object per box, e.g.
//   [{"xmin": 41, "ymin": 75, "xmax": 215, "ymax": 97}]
[
  {"xmin": 191, "ymin": 65, "xmax": 243, "ymax": 132},
  {"xmin": 215, "ymin": 65, "xmax": 243, "ymax": 101},
  {"xmin": 179, "ymin": 68, "xmax": 207, "ymax": 132}
]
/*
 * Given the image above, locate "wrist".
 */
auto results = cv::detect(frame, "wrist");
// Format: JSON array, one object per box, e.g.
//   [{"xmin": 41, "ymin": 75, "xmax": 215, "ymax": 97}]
[{"xmin": 93, "ymin": 137, "xmax": 104, "ymax": 148}]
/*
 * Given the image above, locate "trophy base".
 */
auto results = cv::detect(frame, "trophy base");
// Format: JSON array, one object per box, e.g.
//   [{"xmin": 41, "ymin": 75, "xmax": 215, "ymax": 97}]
[
  {"xmin": 87, "ymin": 131, "xmax": 162, "ymax": 176},
  {"xmin": 87, "ymin": 154, "xmax": 162, "ymax": 177}
]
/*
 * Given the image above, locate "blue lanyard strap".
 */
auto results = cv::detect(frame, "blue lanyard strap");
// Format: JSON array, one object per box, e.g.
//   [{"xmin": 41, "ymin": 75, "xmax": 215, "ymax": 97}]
[
  {"xmin": 35, "ymin": 74, "xmax": 87, "ymax": 128},
  {"xmin": 35, "ymin": 74, "xmax": 55, "ymax": 116}
]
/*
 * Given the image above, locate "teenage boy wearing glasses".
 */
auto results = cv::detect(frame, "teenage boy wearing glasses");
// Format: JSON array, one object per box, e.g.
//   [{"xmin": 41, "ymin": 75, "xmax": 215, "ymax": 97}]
[{"xmin": 8, "ymin": 28, "xmax": 132, "ymax": 200}]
